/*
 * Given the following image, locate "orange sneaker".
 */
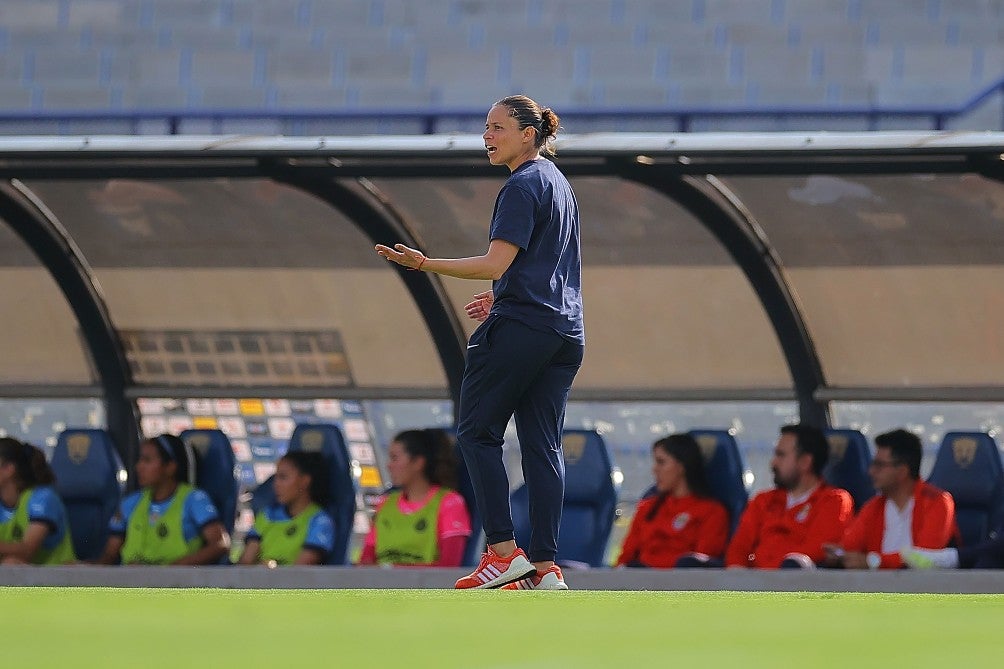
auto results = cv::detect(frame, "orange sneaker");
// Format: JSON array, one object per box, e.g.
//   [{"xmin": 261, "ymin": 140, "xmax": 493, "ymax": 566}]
[
  {"xmin": 500, "ymin": 565, "xmax": 568, "ymax": 591},
  {"xmin": 454, "ymin": 547, "xmax": 535, "ymax": 589}
]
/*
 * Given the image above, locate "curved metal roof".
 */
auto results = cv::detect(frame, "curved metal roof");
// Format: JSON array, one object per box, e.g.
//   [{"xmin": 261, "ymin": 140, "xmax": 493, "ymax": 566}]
[{"xmin": 2, "ymin": 131, "xmax": 1003, "ymax": 455}]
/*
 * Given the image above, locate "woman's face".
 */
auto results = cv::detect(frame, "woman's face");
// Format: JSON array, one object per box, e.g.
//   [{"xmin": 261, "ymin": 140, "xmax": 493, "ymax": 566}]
[
  {"xmin": 483, "ymin": 104, "xmax": 533, "ymax": 170},
  {"xmin": 273, "ymin": 458, "xmax": 310, "ymax": 506},
  {"xmin": 136, "ymin": 441, "xmax": 174, "ymax": 489},
  {"xmin": 386, "ymin": 440, "xmax": 425, "ymax": 489},
  {"xmin": 652, "ymin": 447, "xmax": 684, "ymax": 494}
]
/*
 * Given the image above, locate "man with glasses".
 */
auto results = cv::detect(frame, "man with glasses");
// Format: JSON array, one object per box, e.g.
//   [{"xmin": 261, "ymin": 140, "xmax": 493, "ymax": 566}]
[{"xmin": 826, "ymin": 429, "xmax": 957, "ymax": 569}]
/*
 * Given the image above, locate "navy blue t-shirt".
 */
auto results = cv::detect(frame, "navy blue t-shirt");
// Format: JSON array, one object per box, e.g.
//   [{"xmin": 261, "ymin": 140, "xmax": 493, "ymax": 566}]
[{"xmin": 489, "ymin": 158, "xmax": 584, "ymax": 343}]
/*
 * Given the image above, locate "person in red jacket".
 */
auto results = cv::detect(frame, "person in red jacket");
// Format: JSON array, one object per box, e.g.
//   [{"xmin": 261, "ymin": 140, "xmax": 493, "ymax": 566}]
[
  {"xmin": 616, "ymin": 433, "xmax": 729, "ymax": 569},
  {"xmin": 725, "ymin": 424, "xmax": 853, "ymax": 569},
  {"xmin": 826, "ymin": 429, "xmax": 956, "ymax": 570}
]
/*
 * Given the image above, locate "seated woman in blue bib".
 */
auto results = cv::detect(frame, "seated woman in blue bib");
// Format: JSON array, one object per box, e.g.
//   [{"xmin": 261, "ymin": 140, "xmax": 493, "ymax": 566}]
[
  {"xmin": 0, "ymin": 438, "xmax": 76, "ymax": 565},
  {"xmin": 97, "ymin": 434, "xmax": 230, "ymax": 565},
  {"xmin": 358, "ymin": 429, "xmax": 472, "ymax": 567},
  {"xmin": 238, "ymin": 451, "xmax": 335, "ymax": 566}
]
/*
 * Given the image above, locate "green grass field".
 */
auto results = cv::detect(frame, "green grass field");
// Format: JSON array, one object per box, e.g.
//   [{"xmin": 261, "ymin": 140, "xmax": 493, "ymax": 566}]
[{"xmin": 3, "ymin": 588, "xmax": 1003, "ymax": 668}]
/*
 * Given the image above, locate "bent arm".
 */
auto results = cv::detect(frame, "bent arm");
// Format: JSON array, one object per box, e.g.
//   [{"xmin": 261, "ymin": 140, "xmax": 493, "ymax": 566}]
[
  {"xmin": 433, "ymin": 535, "xmax": 468, "ymax": 567},
  {"xmin": 615, "ymin": 508, "xmax": 646, "ymax": 566},
  {"xmin": 881, "ymin": 494, "xmax": 958, "ymax": 569},
  {"xmin": 423, "ymin": 239, "xmax": 520, "ymax": 281},
  {"xmin": 916, "ymin": 494, "xmax": 957, "ymax": 549},
  {"xmin": 376, "ymin": 239, "xmax": 520, "ymax": 281},
  {"xmin": 725, "ymin": 503, "xmax": 762, "ymax": 567},
  {"xmin": 95, "ymin": 535, "xmax": 124, "ymax": 565},
  {"xmin": 0, "ymin": 522, "xmax": 50, "ymax": 562},
  {"xmin": 294, "ymin": 547, "xmax": 324, "ymax": 566},
  {"xmin": 793, "ymin": 495, "xmax": 853, "ymax": 564},
  {"xmin": 237, "ymin": 538, "xmax": 261, "ymax": 565},
  {"xmin": 173, "ymin": 522, "xmax": 230, "ymax": 566},
  {"xmin": 695, "ymin": 506, "xmax": 731, "ymax": 559}
]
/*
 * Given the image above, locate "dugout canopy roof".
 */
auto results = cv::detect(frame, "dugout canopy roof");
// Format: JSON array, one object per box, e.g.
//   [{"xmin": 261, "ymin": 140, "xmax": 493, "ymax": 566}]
[{"xmin": 1, "ymin": 131, "xmax": 1003, "ymax": 454}]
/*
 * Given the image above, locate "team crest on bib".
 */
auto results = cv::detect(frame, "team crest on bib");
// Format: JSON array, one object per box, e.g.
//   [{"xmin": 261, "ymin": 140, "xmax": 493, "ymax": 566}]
[
  {"xmin": 415, "ymin": 518, "xmax": 428, "ymax": 532},
  {"xmin": 671, "ymin": 512, "xmax": 690, "ymax": 532},
  {"xmin": 156, "ymin": 523, "xmax": 169, "ymax": 538},
  {"xmin": 285, "ymin": 525, "xmax": 298, "ymax": 537},
  {"xmin": 795, "ymin": 505, "xmax": 811, "ymax": 523}
]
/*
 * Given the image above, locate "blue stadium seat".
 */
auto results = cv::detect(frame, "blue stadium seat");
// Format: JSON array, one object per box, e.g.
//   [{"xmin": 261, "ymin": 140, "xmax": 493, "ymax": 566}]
[
  {"xmin": 180, "ymin": 429, "xmax": 238, "ymax": 536},
  {"xmin": 823, "ymin": 428, "xmax": 875, "ymax": 511},
  {"xmin": 286, "ymin": 423, "xmax": 357, "ymax": 565},
  {"xmin": 688, "ymin": 429, "xmax": 749, "ymax": 536},
  {"xmin": 510, "ymin": 429, "xmax": 617, "ymax": 568},
  {"xmin": 51, "ymin": 428, "xmax": 125, "ymax": 561},
  {"xmin": 249, "ymin": 474, "xmax": 276, "ymax": 518},
  {"xmin": 927, "ymin": 431, "xmax": 1004, "ymax": 547}
]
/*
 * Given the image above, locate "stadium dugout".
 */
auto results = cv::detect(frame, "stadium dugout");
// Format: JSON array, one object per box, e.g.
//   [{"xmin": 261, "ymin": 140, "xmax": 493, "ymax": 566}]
[{"xmin": 1, "ymin": 131, "xmax": 1003, "ymax": 591}]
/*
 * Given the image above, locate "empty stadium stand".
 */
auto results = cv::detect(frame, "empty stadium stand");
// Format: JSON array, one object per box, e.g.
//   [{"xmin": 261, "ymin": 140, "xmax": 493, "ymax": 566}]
[{"xmin": 0, "ymin": 0, "xmax": 1002, "ymax": 133}]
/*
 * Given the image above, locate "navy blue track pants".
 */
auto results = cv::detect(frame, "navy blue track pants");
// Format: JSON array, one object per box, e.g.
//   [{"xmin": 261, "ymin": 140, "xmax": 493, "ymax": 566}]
[{"xmin": 456, "ymin": 314, "xmax": 584, "ymax": 563}]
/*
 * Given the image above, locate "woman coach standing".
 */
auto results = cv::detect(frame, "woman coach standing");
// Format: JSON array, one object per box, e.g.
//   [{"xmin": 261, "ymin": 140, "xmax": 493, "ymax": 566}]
[{"xmin": 376, "ymin": 95, "xmax": 584, "ymax": 591}]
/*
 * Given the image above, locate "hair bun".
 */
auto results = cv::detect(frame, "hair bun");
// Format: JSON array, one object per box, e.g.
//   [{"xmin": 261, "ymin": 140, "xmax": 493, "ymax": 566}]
[{"xmin": 540, "ymin": 107, "xmax": 559, "ymax": 137}]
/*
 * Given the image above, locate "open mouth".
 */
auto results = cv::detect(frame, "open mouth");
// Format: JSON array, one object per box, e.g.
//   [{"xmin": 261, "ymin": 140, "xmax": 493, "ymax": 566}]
[{"xmin": 486, "ymin": 146, "xmax": 498, "ymax": 155}]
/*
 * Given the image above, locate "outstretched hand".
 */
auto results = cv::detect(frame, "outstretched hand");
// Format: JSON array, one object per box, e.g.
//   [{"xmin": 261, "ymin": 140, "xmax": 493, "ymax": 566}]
[
  {"xmin": 375, "ymin": 243, "xmax": 426, "ymax": 270},
  {"xmin": 464, "ymin": 291, "xmax": 493, "ymax": 322}
]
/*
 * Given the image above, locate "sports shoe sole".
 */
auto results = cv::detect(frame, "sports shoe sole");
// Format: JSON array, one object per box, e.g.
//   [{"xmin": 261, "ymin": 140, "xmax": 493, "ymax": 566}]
[
  {"xmin": 502, "ymin": 571, "xmax": 569, "ymax": 591},
  {"xmin": 466, "ymin": 554, "xmax": 537, "ymax": 589}
]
